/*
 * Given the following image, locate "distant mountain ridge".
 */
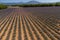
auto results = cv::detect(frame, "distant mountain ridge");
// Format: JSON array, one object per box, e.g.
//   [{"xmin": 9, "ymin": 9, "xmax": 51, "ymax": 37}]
[
  {"xmin": 0, "ymin": 2, "xmax": 24, "ymax": 5},
  {"xmin": 0, "ymin": 1, "xmax": 58, "ymax": 5},
  {"xmin": 25, "ymin": 1, "xmax": 41, "ymax": 4},
  {"xmin": 0, "ymin": 1, "xmax": 41, "ymax": 5}
]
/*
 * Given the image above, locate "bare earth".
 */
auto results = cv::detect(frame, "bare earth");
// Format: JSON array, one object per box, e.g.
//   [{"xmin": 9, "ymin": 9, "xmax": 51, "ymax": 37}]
[{"xmin": 0, "ymin": 7, "xmax": 60, "ymax": 40}]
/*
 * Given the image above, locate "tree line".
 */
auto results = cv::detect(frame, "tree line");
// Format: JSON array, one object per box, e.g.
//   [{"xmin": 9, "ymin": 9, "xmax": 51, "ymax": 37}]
[
  {"xmin": 0, "ymin": 2, "xmax": 60, "ymax": 9},
  {"xmin": 0, "ymin": 4, "xmax": 7, "ymax": 10}
]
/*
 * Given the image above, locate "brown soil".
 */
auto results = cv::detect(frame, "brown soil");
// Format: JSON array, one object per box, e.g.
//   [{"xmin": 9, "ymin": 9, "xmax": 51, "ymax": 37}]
[{"xmin": 0, "ymin": 7, "xmax": 60, "ymax": 40}]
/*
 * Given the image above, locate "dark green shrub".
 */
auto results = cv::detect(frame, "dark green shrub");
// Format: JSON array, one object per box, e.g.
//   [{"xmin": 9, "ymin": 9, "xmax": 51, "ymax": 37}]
[
  {"xmin": 0, "ymin": 4, "xmax": 7, "ymax": 9},
  {"xmin": 55, "ymin": 3, "xmax": 60, "ymax": 6}
]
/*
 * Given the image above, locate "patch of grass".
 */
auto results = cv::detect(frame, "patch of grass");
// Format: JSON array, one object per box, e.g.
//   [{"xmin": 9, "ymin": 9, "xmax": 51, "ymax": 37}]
[{"xmin": 0, "ymin": 4, "xmax": 7, "ymax": 10}]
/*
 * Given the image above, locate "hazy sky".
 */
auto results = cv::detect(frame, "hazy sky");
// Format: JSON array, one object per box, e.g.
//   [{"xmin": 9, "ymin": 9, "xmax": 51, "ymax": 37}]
[{"xmin": 0, "ymin": 0, "xmax": 60, "ymax": 3}]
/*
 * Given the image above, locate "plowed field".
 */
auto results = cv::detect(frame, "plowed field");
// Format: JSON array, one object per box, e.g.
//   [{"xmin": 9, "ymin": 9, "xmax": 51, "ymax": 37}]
[{"xmin": 0, "ymin": 7, "xmax": 60, "ymax": 40}]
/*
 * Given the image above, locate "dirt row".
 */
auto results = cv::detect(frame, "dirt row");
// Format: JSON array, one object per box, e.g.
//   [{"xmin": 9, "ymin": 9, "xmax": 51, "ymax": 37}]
[{"xmin": 0, "ymin": 8, "xmax": 60, "ymax": 40}]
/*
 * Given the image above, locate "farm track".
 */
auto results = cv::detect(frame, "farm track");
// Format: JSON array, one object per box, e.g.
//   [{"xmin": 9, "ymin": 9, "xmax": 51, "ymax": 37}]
[{"xmin": 0, "ymin": 7, "xmax": 60, "ymax": 40}]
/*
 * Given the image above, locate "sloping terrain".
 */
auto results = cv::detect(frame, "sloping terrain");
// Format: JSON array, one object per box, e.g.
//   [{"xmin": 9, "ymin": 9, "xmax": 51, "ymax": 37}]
[{"xmin": 0, "ymin": 7, "xmax": 60, "ymax": 40}]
